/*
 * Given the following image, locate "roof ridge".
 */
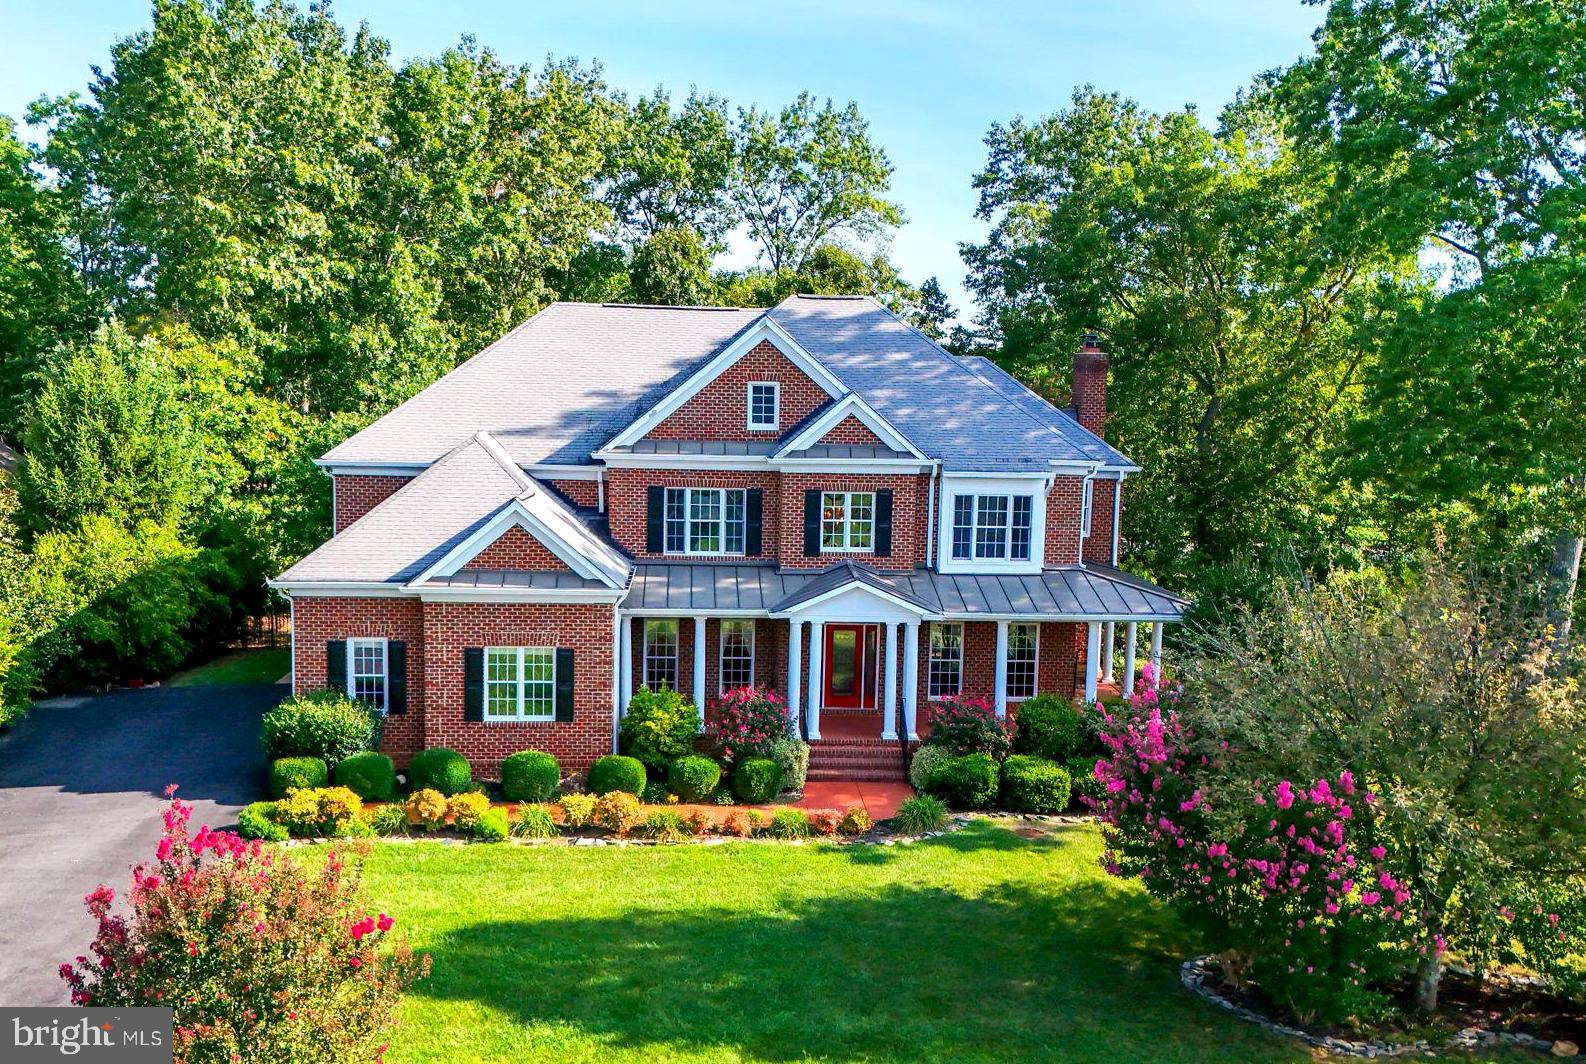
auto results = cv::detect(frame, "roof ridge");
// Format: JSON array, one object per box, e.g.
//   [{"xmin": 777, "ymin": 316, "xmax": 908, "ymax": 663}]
[{"xmin": 472, "ymin": 430, "xmax": 536, "ymax": 494}]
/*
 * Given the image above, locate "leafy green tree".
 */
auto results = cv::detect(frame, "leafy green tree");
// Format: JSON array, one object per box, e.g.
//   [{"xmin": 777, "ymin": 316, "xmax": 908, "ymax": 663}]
[
  {"xmin": 628, "ymin": 225, "xmax": 716, "ymax": 305},
  {"xmin": 16, "ymin": 323, "xmax": 203, "ymax": 537},
  {"xmin": 730, "ymin": 93, "xmax": 903, "ymax": 272},
  {"xmin": 908, "ymin": 277, "xmax": 957, "ymax": 341},
  {"xmin": 963, "ymin": 88, "xmax": 1411, "ymax": 600},
  {"xmin": 718, "ymin": 243, "xmax": 923, "ymax": 311},
  {"xmin": 606, "ymin": 91, "xmax": 735, "ymax": 243}
]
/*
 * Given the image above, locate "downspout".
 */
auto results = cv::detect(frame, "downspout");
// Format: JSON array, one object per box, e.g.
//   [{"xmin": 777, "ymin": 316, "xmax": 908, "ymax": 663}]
[
  {"xmin": 1111, "ymin": 473, "xmax": 1123, "ymax": 565},
  {"xmin": 925, "ymin": 462, "xmax": 939, "ymax": 567},
  {"xmin": 610, "ymin": 602, "xmax": 622, "ymax": 753},
  {"xmin": 1077, "ymin": 470, "xmax": 1096, "ymax": 568},
  {"xmin": 597, "ymin": 468, "xmax": 606, "ymax": 514},
  {"xmin": 287, "ymin": 594, "xmax": 297, "ymax": 696}
]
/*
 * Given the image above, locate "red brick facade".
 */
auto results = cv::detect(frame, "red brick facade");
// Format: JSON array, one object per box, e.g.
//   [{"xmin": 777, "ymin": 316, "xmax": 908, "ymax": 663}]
[
  {"xmin": 776, "ymin": 472, "xmax": 930, "ymax": 570},
  {"xmin": 647, "ymin": 341, "xmax": 831, "ymax": 441},
  {"xmin": 291, "ymin": 597, "xmax": 427, "ymax": 761},
  {"xmin": 606, "ymin": 468, "xmax": 781, "ymax": 560},
  {"xmin": 548, "ymin": 478, "xmax": 601, "ymax": 508},
  {"xmin": 460, "ymin": 526, "xmax": 571, "ymax": 572},
  {"xmin": 817, "ymin": 416, "xmax": 887, "ymax": 447},
  {"xmin": 333, "ymin": 474, "xmax": 413, "ymax": 533}
]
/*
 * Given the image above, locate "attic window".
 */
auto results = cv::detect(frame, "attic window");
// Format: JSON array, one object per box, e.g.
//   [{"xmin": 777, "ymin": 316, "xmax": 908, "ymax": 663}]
[{"xmin": 747, "ymin": 382, "xmax": 780, "ymax": 430}]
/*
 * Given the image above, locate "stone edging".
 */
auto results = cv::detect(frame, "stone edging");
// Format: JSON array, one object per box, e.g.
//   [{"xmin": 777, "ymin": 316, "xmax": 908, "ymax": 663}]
[{"xmin": 1180, "ymin": 956, "xmax": 1557, "ymax": 1058}]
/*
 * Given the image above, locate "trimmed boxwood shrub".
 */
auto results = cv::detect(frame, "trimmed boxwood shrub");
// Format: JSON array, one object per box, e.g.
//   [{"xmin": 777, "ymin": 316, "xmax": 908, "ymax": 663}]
[
  {"xmin": 269, "ymin": 756, "xmax": 327, "ymax": 798},
  {"xmin": 237, "ymin": 801, "xmax": 287, "ymax": 841},
  {"xmin": 588, "ymin": 754, "xmax": 646, "ymax": 796},
  {"xmin": 908, "ymin": 744, "xmax": 951, "ymax": 790},
  {"xmin": 500, "ymin": 750, "xmax": 560, "ymax": 802},
  {"xmin": 668, "ymin": 755, "xmax": 722, "ymax": 802},
  {"xmin": 333, "ymin": 751, "xmax": 396, "ymax": 801},
  {"xmin": 922, "ymin": 752, "xmax": 999, "ymax": 809},
  {"xmin": 1000, "ymin": 755, "xmax": 1073, "ymax": 813},
  {"xmin": 1012, "ymin": 694, "xmax": 1083, "ymax": 762},
  {"xmin": 260, "ymin": 691, "xmax": 381, "ymax": 765},
  {"xmin": 733, "ymin": 757, "xmax": 782, "ymax": 803},
  {"xmin": 408, "ymin": 748, "xmax": 471, "ymax": 796}
]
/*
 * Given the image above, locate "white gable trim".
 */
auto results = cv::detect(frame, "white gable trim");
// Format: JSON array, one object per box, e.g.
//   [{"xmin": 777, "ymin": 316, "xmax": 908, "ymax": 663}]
[
  {"xmin": 406, "ymin": 501, "xmax": 620, "ymax": 589},
  {"xmin": 601, "ymin": 317, "xmax": 847, "ymax": 450},
  {"xmin": 771, "ymin": 579, "xmax": 939, "ymax": 621},
  {"xmin": 773, "ymin": 393, "xmax": 926, "ymax": 459}
]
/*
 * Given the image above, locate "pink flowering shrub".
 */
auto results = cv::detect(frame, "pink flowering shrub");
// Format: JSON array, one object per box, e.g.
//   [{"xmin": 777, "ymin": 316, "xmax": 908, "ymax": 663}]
[
  {"xmin": 61, "ymin": 790, "xmax": 428, "ymax": 1063},
  {"xmin": 712, "ymin": 685, "xmax": 789, "ymax": 763},
  {"xmin": 923, "ymin": 696, "xmax": 1013, "ymax": 760}
]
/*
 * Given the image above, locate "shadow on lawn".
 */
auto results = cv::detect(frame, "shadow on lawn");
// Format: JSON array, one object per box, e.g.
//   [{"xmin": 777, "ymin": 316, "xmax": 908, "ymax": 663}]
[{"xmin": 410, "ymin": 826, "xmax": 1229, "ymax": 1062}]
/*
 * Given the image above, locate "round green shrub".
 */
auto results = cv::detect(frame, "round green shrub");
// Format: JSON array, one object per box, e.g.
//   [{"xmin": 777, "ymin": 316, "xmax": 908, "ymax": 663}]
[
  {"xmin": 895, "ymin": 794, "xmax": 950, "ymax": 834},
  {"xmin": 922, "ymin": 752, "xmax": 1000, "ymax": 809},
  {"xmin": 668, "ymin": 755, "xmax": 722, "ymax": 802},
  {"xmin": 1012, "ymin": 694, "xmax": 1083, "ymax": 762},
  {"xmin": 908, "ymin": 744, "xmax": 951, "ymax": 790},
  {"xmin": 408, "ymin": 748, "xmax": 472, "ymax": 796},
  {"xmin": 999, "ymin": 755, "xmax": 1073, "ymax": 814},
  {"xmin": 732, "ymin": 757, "xmax": 782, "ymax": 803},
  {"xmin": 472, "ymin": 807, "xmax": 510, "ymax": 842},
  {"xmin": 1066, "ymin": 754, "xmax": 1105, "ymax": 805},
  {"xmin": 588, "ymin": 754, "xmax": 646, "ymax": 796},
  {"xmin": 261, "ymin": 691, "xmax": 381, "ymax": 765},
  {"xmin": 333, "ymin": 751, "xmax": 396, "ymax": 801},
  {"xmin": 768, "ymin": 737, "xmax": 810, "ymax": 793},
  {"xmin": 500, "ymin": 750, "xmax": 560, "ymax": 802},
  {"xmin": 618, "ymin": 685, "xmax": 700, "ymax": 772},
  {"xmin": 237, "ymin": 801, "xmax": 287, "ymax": 841},
  {"xmin": 269, "ymin": 756, "xmax": 328, "ymax": 798}
]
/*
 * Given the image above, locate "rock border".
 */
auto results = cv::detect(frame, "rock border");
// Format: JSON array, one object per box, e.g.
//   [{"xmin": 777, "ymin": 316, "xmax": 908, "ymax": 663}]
[{"xmin": 1180, "ymin": 955, "xmax": 1558, "ymax": 1058}]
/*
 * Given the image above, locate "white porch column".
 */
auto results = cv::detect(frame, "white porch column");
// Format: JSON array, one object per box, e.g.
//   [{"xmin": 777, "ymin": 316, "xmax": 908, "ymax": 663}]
[
  {"xmin": 1084, "ymin": 621, "xmax": 1102, "ymax": 703},
  {"xmin": 1122, "ymin": 621, "xmax": 1138, "ymax": 699},
  {"xmin": 692, "ymin": 617, "xmax": 707, "ymax": 726},
  {"xmin": 881, "ymin": 622, "xmax": 900, "ymax": 741},
  {"xmin": 618, "ymin": 615, "xmax": 633, "ymax": 711},
  {"xmin": 1102, "ymin": 621, "xmax": 1116, "ymax": 681},
  {"xmin": 786, "ymin": 620, "xmax": 803, "ymax": 732},
  {"xmin": 902, "ymin": 620, "xmax": 920, "ymax": 740},
  {"xmin": 993, "ymin": 620, "xmax": 1009, "ymax": 719},
  {"xmin": 1150, "ymin": 622, "xmax": 1164, "ymax": 675},
  {"xmin": 806, "ymin": 621, "xmax": 824, "ymax": 740}
]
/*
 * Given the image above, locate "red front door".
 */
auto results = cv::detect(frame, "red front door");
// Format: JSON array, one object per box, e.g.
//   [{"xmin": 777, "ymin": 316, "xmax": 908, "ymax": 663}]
[{"xmin": 824, "ymin": 624, "xmax": 880, "ymax": 709}]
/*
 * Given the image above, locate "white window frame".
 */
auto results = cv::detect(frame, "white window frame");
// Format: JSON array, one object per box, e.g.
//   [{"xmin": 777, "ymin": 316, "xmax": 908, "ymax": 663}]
[
  {"xmin": 643, "ymin": 619, "xmax": 680, "ymax": 690},
  {"xmin": 927, "ymin": 622, "xmax": 963, "ymax": 700},
  {"xmin": 1006, "ymin": 623, "xmax": 1039, "ymax": 701},
  {"xmin": 1080, "ymin": 478, "xmax": 1094, "ymax": 538},
  {"xmin": 746, "ymin": 381, "xmax": 780, "ymax": 431},
  {"xmin": 937, "ymin": 476, "xmax": 1047, "ymax": 574},
  {"xmin": 482, "ymin": 646, "xmax": 557, "ymax": 722},
  {"xmin": 820, "ymin": 490, "xmax": 875, "ymax": 553},
  {"xmin": 664, "ymin": 487, "xmax": 747, "ymax": 556},
  {"xmin": 719, "ymin": 619, "xmax": 755, "ymax": 693},
  {"xmin": 347, "ymin": 637, "xmax": 388, "ymax": 714},
  {"xmin": 951, "ymin": 493, "xmax": 1035, "ymax": 563}
]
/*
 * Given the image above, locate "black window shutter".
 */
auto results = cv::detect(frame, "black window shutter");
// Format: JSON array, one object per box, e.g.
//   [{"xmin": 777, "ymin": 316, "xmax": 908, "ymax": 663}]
[
  {"xmin": 803, "ymin": 489, "xmax": 822, "ymax": 556},
  {"xmin": 463, "ymin": 647, "xmax": 484, "ymax": 722},
  {"xmin": 874, "ymin": 489, "xmax": 894, "ymax": 557},
  {"xmin": 646, "ymin": 486, "xmax": 665, "ymax": 552},
  {"xmin": 554, "ymin": 648, "xmax": 575, "ymax": 722},
  {"xmin": 326, "ymin": 640, "xmax": 347, "ymax": 694},
  {"xmin": 745, "ymin": 489, "xmax": 764, "ymax": 556},
  {"xmin": 387, "ymin": 641, "xmax": 408, "ymax": 715}
]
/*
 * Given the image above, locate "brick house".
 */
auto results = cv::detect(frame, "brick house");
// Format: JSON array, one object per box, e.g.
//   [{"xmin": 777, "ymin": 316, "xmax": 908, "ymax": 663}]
[{"xmin": 271, "ymin": 295, "xmax": 1187, "ymax": 779}]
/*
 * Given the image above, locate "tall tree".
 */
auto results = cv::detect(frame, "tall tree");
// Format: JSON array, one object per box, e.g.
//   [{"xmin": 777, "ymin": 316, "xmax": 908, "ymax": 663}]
[
  {"xmin": 963, "ymin": 88, "xmax": 1411, "ymax": 598},
  {"xmin": 730, "ymin": 93, "xmax": 903, "ymax": 273},
  {"xmin": 1282, "ymin": 0, "xmax": 1586, "ymax": 642},
  {"xmin": 605, "ymin": 91, "xmax": 736, "ymax": 244}
]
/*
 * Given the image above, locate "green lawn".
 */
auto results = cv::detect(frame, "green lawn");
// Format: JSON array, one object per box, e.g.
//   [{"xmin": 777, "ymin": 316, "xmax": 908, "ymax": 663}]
[
  {"xmin": 168, "ymin": 647, "xmax": 290, "ymax": 687},
  {"xmin": 355, "ymin": 820, "xmax": 1313, "ymax": 1063}
]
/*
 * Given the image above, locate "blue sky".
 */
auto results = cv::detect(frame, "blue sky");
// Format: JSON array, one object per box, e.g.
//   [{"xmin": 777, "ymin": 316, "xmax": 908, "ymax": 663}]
[{"xmin": 0, "ymin": 0, "xmax": 1325, "ymax": 317}]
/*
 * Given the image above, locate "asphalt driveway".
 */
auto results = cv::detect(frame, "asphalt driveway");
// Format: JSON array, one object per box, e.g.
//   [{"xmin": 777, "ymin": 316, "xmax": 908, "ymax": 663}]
[{"xmin": 0, "ymin": 683, "xmax": 282, "ymax": 1005}]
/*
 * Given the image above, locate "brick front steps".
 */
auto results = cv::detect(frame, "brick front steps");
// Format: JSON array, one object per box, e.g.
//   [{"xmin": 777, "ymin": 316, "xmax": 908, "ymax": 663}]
[{"xmin": 807, "ymin": 737, "xmax": 909, "ymax": 782}]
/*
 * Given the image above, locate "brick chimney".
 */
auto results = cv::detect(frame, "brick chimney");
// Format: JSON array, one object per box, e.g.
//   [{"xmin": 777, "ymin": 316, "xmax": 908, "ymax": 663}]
[{"xmin": 1072, "ymin": 333, "xmax": 1108, "ymax": 435}]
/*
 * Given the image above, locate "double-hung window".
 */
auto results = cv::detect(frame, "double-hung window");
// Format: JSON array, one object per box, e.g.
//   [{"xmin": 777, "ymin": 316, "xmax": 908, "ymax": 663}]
[
  {"xmin": 348, "ymin": 638, "xmax": 388, "ymax": 712},
  {"xmin": 1080, "ymin": 479, "xmax": 1094, "ymax": 538},
  {"xmin": 820, "ymin": 491, "xmax": 874, "ymax": 552},
  {"xmin": 1006, "ymin": 623, "xmax": 1038, "ymax": 700},
  {"xmin": 644, "ymin": 619, "xmax": 680, "ymax": 689},
  {"xmin": 928, "ymin": 623, "xmax": 963, "ymax": 699},
  {"xmin": 483, "ymin": 647, "xmax": 556, "ymax": 721},
  {"xmin": 951, "ymin": 494, "xmax": 1034, "ymax": 562},
  {"xmin": 747, "ymin": 382, "xmax": 780, "ymax": 430},
  {"xmin": 664, "ymin": 488, "xmax": 746, "ymax": 555},
  {"xmin": 719, "ymin": 619, "xmax": 755, "ymax": 691}
]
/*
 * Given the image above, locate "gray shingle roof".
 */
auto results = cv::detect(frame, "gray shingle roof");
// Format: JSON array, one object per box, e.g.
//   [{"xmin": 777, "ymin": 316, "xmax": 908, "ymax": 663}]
[
  {"xmin": 320, "ymin": 296, "xmax": 1134, "ymax": 470},
  {"xmin": 620, "ymin": 561, "xmax": 1187, "ymax": 621}
]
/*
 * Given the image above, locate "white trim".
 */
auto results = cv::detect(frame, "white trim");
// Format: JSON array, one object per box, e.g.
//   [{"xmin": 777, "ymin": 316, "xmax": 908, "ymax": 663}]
[
  {"xmin": 1111, "ymin": 474, "xmax": 1124, "ymax": 565},
  {"xmin": 817, "ymin": 490, "xmax": 877, "ymax": 553},
  {"xmin": 406, "ymin": 499, "xmax": 621, "ymax": 588},
  {"xmin": 927, "ymin": 621, "xmax": 964, "ymax": 700},
  {"xmin": 746, "ymin": 381, "xmax": 780, "ymax": 431},
  {"xmin": 611, "ymin": 604, "xmax": 623, "ymax": 753},
  {"xmin": 718, "ymin": 618, "xmax": 756, "ymax": 693},
  {"xmin": 603, "ymin": 317, "xmax": 845, "ymax": 449},
  {"xmin": 771, "ymin": 579, "xmax": 938, "ymax": 621},
  {"xmin": 316, "ymin": 461, "xmax": 429, "ymax": 476},
  {"xmin": 938, "ymin": 478, "xmax": 1047, "ymax": 575},
  {"xmin": 481, "ymin": 645, "xmax": 558, "ymax": 723},
  {"xmin": 268, "ymin": 580, "xmax": 411, "ymax": 597},
  {"xmin": 661, "ymin": 486, "xmax": 749, "ymax": 557},
  {"xmin": 1005, "ymin": 621, "xmax": 1039, "ymax": 702},
  {"xmin": 946, "ymin": 467, "xmax": 1082, "ymax": 480},
  {"xmin": 415, "ymin": 587, "xmax": 624, "ymax": 604},
  {"xmin": 347, "ymin": 637, "xmax": 390, "ymax": 714},
  {"xmin": 528, "ymin": 464, "xmax": 604, "ymax": 480},
  {"xmin": 773, "ymin": 393, "xmax": 926, "ymax": 459},
  {"xmin": 597, "ymin": 452, "xmax": 933, "ymax": 474},
  {"xmin": 767, "ymin": 457, "xmax": 934, "ymax": 473}
]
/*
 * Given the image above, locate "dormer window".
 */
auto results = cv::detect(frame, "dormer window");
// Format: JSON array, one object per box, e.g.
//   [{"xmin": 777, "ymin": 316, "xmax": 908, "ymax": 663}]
[{"xmin": 747, "ymin": 381, "xmax": 780, "ymax": 430}]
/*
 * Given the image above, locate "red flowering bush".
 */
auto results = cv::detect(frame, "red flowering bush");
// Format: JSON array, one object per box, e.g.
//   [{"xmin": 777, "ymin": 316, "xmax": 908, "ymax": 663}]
[
  {"xmin": 61, "ymin": 789, "xmax": 428, "ymax": 1063},
  {"xmin": 713, "ymin": 685, "xmax": 790, "ymax": 764},
  {"xmin": 923, "ymin": 696, "xmax": 1012, "ymax": 760}
]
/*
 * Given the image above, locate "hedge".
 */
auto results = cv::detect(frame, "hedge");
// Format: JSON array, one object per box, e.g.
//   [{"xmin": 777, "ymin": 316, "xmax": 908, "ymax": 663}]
[
  {"xmin": 1011, "ymin": 694, "xmax": 1083, "ymax": 762},
  {"xmin": 999, "ymin": 755, "xmax": 1073, "ymax": 813},
  {"xmin": 733, "ymin": 757, "xmax": 782, "ymax": 803},
  {"xmin": 922, "ymin": 752, "xmax": 999, "ymax": 809}
]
